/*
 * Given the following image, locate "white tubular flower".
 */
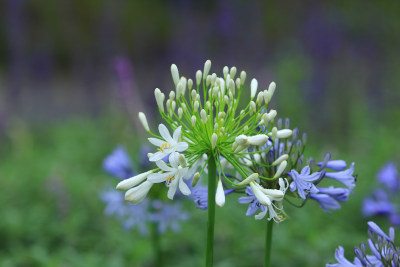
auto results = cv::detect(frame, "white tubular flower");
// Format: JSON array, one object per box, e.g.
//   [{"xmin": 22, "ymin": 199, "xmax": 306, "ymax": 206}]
[
  {"xmin": 235, "ymin": 134, "xmax": 248, "ymax": 145},
  {"xmin": 272, "ymin": 154, "xmax": 288, "ymax": 166},
  {"xmin": 138, "ymin": 112, "xmax": 150, "ymax": 131},
  {"xmin": 216, "ymin": 179, "xmax": 225, "ymax": 207},
  {"xmin": 148, "ymin": 124, "xmax": 188, "ymax": 162},
  {"xmin": 273, "ymin": 160, "xmax": 287, "ymax": 179},
  {"xmin": 248, "ymin": 134, "xmax": 269, "ymax": 146},
  {"xmin": 154, "ymin": 88, "xmax": 164, "ymax": 112},
  {"xmin": 250, "ymin": 181, "xmax": 272, "ymax": 206},
  {"xmin": 250, "ymin": 78, "xmax": 258, "ymax": 99},
  {"xmin": 116, "ymin": 170, "xmax": 154, "ymax": 190},
  {"xmin": 171, "ymin": 64, "xmax": 180, "ymax": 87},
  {"xmin": 236, "ymin": 173, "xmax": 259, "ymax": 186},
  {"xmin": 147, "ymin": 152, "xmax": 191, "ymax": 199},
  {"xmin": 125, "ymin": 181, "xmax": 153, "ymax": 204}
]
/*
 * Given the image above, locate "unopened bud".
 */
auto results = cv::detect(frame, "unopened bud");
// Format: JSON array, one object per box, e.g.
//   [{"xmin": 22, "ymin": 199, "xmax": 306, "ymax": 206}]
[
  {"xmin": 272, "ymin": 154, "xmax": 288, "ymax": 166},
  {"xmin": 191, "ymin": 115, "xmax": 196, "ymax": 126},
  {"xmin": 171, "ymin": 64, "xmax": 180, "ymax": 87},
  {"xmin": 178, "ymin": 108, "xmax": 183, "ymax": 119},
  {"xmin": 223, "ymin": 66, "xmax": 229, "ymax": 78},
  {"xmin": 179, "ymin": 154, "xmax": 187, "ymax": 167},
  {"xmin": 200, "ymin": 109, "xmax": 207, "ymax": 123},
  {"xmin": 203, "ymin": 60, "xmax": 211, "ymax": 78},
  {"xmin": 138, "ymin": 112, "xmax": 149, "ymax": 131},
  {"xmin": 237, "ymin": 173, "xmax": 259, "ymax": 186},
  {"xmin": 251, "ymin": 78, "xmax": 258, "ymax": 99},
  {"xmin": 196, "ymin": 70, "xmax": 202, "ymax": 85},
  {"xmin": 229, "ymin": 66, "xmax": 237, "ymax": 79},
  {"xmin": 192, "ymin": 172, "xmax": 201, "ymax": 187},
  {"xmin": 211, "ymin": 133, "xmax": 218, "ymax": 149},
  {"xmin": 240, "ymin": 71, "xmax": 246, "ymax": 85},
  {"xmin": 188, "ymin": 79, "xmax": 193, "ymax": 90},
  {"xmin": 273, "ymin": 160, "xmax": 287, "ymax": 179}
]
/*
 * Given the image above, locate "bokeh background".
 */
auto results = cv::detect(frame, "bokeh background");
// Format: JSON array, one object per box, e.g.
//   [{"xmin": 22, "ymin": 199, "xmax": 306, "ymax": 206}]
[{"xmin": 1, "ymin": 1, "xmax": 400, "ymax": 266}]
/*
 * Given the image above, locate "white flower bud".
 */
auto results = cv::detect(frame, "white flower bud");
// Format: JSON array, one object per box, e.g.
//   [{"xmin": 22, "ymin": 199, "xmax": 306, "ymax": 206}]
[
  {"xmin": 116, "ymin": 170, "xmax": 153, "ymax": 190},
  {"xmin": 188, "ymin": 79, "xmax": 193, "ymax": 90},
  {"xmin": 138, "ymin": 112, "xmax": 150, "ymax": 131},
  {"xmin": 215, "ymin": 179, "xmax": 225, "ymax": 207},
  {"xmin": 240, "ymin": 71, "xmax": 246, "ymax": 85},
  {"xmin": 191, "ymin": 115, "xmax": 196, "ymax": 126},
  {"xmin": 125, "ymin": 181, "xmax": 153, "ymax": 204},
  {"xmin": 224, "ymin": 95, "xmax": 229, "ymax": 104},
  {"xmin": 250, "ymin": 78, "xmax": 258, "ymax": 99},
  {"xmin": 223, "ymin": 66, "xmax": 229, "ymax": 78},
  {"xmin": 229, "ymin": 79, "xmax": 235, "ymax": 95},
  {"xmin": 229, "ymin": 66, "xmax": 237, "ymax": 79},
  {"xmin": 273, "ymin": 160, "xmax": 287, "ymax": 179},
  {"xmin": 276, "ymin": 129, "xmax": 293, "ymax": 139},
  {"xmin": 179, "ymin": 154, "xmax": 187, "ymax": 168},
  {"xmin": 219, "ymin": 78, "xmax": 225, "ymax": 95},
  {"xmin": 256, "ymin": 91, "xmax": 264, "ymax": 106},
  {"xmin": 171, "ymin": 101, "xmax": 176, "ymax": 112},
  {"xmin": 268, "ymin": 127, "xmax": 278, "ymax": 140},
  {"xmin": 272, "ymin": 154, "xmax": 289, "ymax": 166},
  {"xmin": 203, "ymin": 60, "xmax": 211, "ymax": 78},
  {"xmin": 169, "ymin": 91, "xmax": 175, "ymax": 100},
  {"xmin": 248, "ymin": 134, "xmax": 268, "ymax": 146},
  {"xmin": 243, "ymin": 125, "xmax": 248, "ymax": 132},
  {"xmin": 181, "ymin": 103, "xmax": 187, "ymax": 111},
  {"xmin": 267, "ymin": 110, "xmax": 277, "ymax": 121},
  {"xmin": 237, "ymin": 173, "xmax": 258, "ymax": 185},
  {"xmin": 178, "ymin": 108, "xmax": 183, "ymax": 119},
  {"xmin": 171, "ymin": 64, "xmax": 180, "ymax": 87},
  {"xmin": 235, "ymin": 134, "xmax": 248, "ymax": 145},
  {"xmin": 191, "ymin": 89, "xmax": 197, "ymax": 100},
  {"xmin": 192, "ymin": 172, "xmax": 201, "ymax": 187},
  {"xmin": 154, "ymin": 88, "xmax": 164, "ymax": 112},
  {"xmin": 176, "ymin": 82, "xmax": 183, "ymax": 97},
  {"xmin": 235, "ymin": 78, "xmax": 241, "ymax": 89},
  {"xmin": 206, "ymin": 75, "xmax": 211, "ymax": 86},
  {"xmin": 211, "ymin": 133, "xmax": 218, "ymax": 149},
  {"xmin": 180, "ymin": 77, "xmax": 187, "ymax": 96},
  {"xmin": 200, "ymin": 109, "xmax": 207, "ymax": 123},
  {"xmin": 206, "ymin": 101, "xmax": 211, "ymax": 111},
  {"xmin": 268, "ymin": 81, "xmax": 276, "ymax": 99},
  {"xmin": 194, "ymin": 101, "xmax": 200, "ymax": 112},
  {"xmin": 196, "ymin": 70, "xmax": 202, "ymax": 85},
  {"xmin": 250, "ymin": 101, "xmax": 256, "ymax": 112},
  {"xmin": 196, "ymin": 94, "xmax": 201, "ymax": 102},
  {"xmin": 211, "ymin": 73, "xmax": 217, "ymax": 85},
  {"xmin": 250, "ymin": 182, "xmax": 271, "ymax": 206},
  {"xmin": 254, "ymin": 153, "xmax": 261, "ymax": 163}
]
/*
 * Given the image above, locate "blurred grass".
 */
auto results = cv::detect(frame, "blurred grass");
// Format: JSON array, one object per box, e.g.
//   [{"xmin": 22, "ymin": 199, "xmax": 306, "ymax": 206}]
[{"xmin": 0, "ymin": 112, "xmax": 399, "ymax": 266}]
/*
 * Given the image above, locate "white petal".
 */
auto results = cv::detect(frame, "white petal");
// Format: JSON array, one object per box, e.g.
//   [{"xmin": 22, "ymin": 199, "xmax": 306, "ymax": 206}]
[
  {"xmin": 255, "ymin": 209, "xmax": 268, "ymax": 220},
  {"xmin": 167, "ymin": 180, "xmax": 179, "ymax": 199},
  {"xmin": 215, "ymin": 180, "xmax": 225, "ymax": 207},
  {"xmin": 158, "ymin": 124, "xmax": 173, "ymax": 143},
  {"xmin": 260, "ymin": 188, "xmax": 284, "ymax": 199},
  {"xmin": 179, "ymin": 178, "xmax": 191, "ymax": 196},
  {"xmin": 155, "ymin": 160, "xmax": 174, "ymax": 172},
  {"xmin": 116, "ymin": 170, "xmax": 153, "ymax": 190},
  {"xmin": 148, "ymin": 172, "xmax": 170, "ymax": 183},
  {"xmin": 176, "ymin": 142, "xmax": 188, "ymax": 152},
  {"xmin": 248, "ymin": 134, "xmax": 268, "ymax": 146},
  {"xmin": 149, "ymin": 151, "xmax": 168, "ymax": 162},
  {"xmin": 172, "ymin": 126, "xmax": 182, "ymax": 142},
  {"xmin": 148, "ymin": 137, "xmax": 165, "ymax": 147},
  {"xmin": 125, "ymin": 181, "xmax": 153, "ymax": 204},
  {"xmin": 276, "ymin": 129, "xmax": 292, "ymax": 139},
  {"xmin": 169, "ymin": 152, "xmax": 180, "ymax": 168},
  {"xmin": 250, "ymin": 182, "xmax": 271, "ymax": 206}
]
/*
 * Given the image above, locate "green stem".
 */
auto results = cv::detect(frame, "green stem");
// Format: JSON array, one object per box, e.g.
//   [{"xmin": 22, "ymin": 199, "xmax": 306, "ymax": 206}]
[
  {"xmin": 264, "ymin": 220, "xmax": 274, "ymax": 267},
  {"xmin": 206, "ymin": 153, "xmax": 217, "ymax": 267},
  {"xmin": 151, "ymin": 222, "xmax": 163, "ymax": 267}
]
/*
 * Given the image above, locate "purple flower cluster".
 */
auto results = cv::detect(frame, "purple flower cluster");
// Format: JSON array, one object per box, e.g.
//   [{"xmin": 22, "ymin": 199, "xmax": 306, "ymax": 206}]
[
  {"xmin": 101, "ymin": 146, "xmax": 189, "ymax": 235},
  {"xmin": 362, "ymin": 163, "xmax": 400, "ymax": 225},
  {"xmin": 327, "ymin": 221, "xmax": 399, "ymax": 266}
]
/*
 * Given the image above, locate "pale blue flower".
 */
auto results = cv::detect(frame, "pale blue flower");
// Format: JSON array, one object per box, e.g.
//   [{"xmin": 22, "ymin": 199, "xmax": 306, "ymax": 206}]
[
  {"xmin": 288, "ymin": 166, "xmax": 321, "ymax": 199},
  {"xmin": 310, "ymin": 193, "xmax": 341, "ymax": 214},
  {"xmin": 238, "ymin": 187, "xmax": 266, "ymax": 216},
  {"xmin": 150, "ymin": 200, "xmax": 189, "ymax": 234},
  {"xmin": 317, "ymin": 186, "xmax": 351, "ymax": 202},
  {"xmin": 326, "ymin": 246, "xmax": 362, "ymax": 267},
  {"xmin": 103, "ymin": 146, "xmax": 134, "ymax": 180},
  {"xmin": 318, "ymin": 160, "xmax": 347, "ymax": 171},
  {"xmin": 377, "ymin": 162, "xmax": 399, "ymax": 192},
  {"xmin": 324, "ymin": 162, "xmax": 356, "ymax": 190}
]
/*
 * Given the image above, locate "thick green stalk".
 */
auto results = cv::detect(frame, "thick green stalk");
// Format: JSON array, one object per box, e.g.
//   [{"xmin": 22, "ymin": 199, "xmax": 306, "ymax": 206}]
[
  {"xmin": 206, "ymin": 153, "xmax": 217, "ymax": 267},
  {"xmin": 264, "ymin": 220, "xmax": 274, "ymax": 267},
  {"xmin": 151, "ymin": 222, "xmax": 163, "ymax": 267}
]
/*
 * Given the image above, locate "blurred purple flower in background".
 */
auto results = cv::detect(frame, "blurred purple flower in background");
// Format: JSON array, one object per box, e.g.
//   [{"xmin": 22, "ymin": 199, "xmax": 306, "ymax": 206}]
[
  {"xmin": 362, "ymin": 163, "xmax": 400, "ymax": 226},
  {"xmin": 101, "ymin": 145, "xmax": 190, "ymax": 234}
]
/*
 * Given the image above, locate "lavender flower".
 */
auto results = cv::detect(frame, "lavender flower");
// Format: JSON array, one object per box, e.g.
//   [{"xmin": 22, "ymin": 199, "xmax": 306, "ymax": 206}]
[
  {"xmin": 362, "ymin": 163, "xmax": 400, "ymax": 226},
  {"xmin": 324, "ymin": 162, "xmax": 356, "ymax": 190},
  {"xmin": 103, "ymin": 146, "xmax": 134, "ymax": 180},
  {"xmin": 377, "ymin": 163, "xmax": 399, "ymax": 192},
  {"xmin": 191, "ymin": 187, "xmax": 234, "ymax": 210},
  {"xmin": 318, "ymin": 160, "xmax": 347, "ymax": 171},
  {"xmin": 288, "ymin": 166, "xmax": 321, "ymax": 199},
  {"xmin": 309, "ymin": 193, "xmax": 341, "ymax": 214},
  {"xmin": 327, "ymin": 221, "xmax": 399, "ymax": 267},
  {"xmin": 149, "ymin": 200, "xmax": 189, "ymax": 234},
  {"xmin": 238, "ymin": 187, "xmax": 266, "ymax": 216}
]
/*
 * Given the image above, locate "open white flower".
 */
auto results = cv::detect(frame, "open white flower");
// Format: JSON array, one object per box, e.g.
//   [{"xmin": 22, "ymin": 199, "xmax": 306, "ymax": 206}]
[
  {"xmin": 147, "ymin": 152, "xmax": 191, "ymax": 199},
  {"xmin": 148, "ymin": 124, "xmax": 188, "ymax": 162}
]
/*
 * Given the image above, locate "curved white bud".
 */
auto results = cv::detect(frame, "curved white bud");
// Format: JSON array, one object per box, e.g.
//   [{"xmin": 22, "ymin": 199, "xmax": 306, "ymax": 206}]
[
  {"xmin": 125, "ymin": 181, "xmax": 153, "ymax": 204},
  {"xmin": 138, "ymin": 112, "xmax": 150, "ymax": 131},
  {"xmin": 154, "ymin": 88, "xmax": 164, "ymax": 112},
  {"xmin": 216, "ymin": 179, "xmax": 225, "ymax": 207},
  {"xmin": 251, "ymin": 78, "xmax": 258, "ymax": 99},
  {"xmin": 171, "ymin": 64, "xmax": 180, "ymax": 87},
  {"xmin": 250, "ymin": 182, "xmax": 271, "ymax": 206},
  {"xmin": 203, "ymin": 60, "xmax": 211, "ymax": 78},
  {"xmin": 116, "ymin": 170, "xmax": 154, "ymax": 190},
  {"xmin": 272, "ymin": 154, "xmax": 288, "ymax": 166},
  {"xmin": 273, "ymin": 160, "xmax": 287, "ymax": 179},
  {"xmin": 237, "ymin": 173, "xmax": 258, "ymax": 186},
  {"xmin": 248, "ymin": 134, "xmax": 269, "ymax": 146},
  {"xmin": 276, "ymin": 129, "xmax": 293, "ymax": 139},
  {"xmin": 235, "ymin": 134, "xmax": 248, "ymax": 145}
]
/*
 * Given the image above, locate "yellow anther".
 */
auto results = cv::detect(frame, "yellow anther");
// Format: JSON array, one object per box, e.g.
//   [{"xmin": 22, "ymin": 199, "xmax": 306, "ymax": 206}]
[{"xmin": 158, "ymin": 142, "xmax": 171, "ymax": 152}]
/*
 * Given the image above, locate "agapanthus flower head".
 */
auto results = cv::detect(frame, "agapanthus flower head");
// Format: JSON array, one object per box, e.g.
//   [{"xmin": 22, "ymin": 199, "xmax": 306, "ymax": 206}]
[
  {"xmin": 327, "ymin": 221, "xmax": 399, "ymax": 267},
  {"xmin": 377, "ymin": 162, "xmax": 399, "ymax": 192},
  {"xmin": 117, "ymin": 60, "xmax": 295, "ymax": 219}
]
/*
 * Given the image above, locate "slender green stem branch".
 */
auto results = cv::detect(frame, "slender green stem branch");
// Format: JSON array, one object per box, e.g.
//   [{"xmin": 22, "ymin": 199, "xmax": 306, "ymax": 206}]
[
  {"xmin": 151, "ymin": 222, "xmax": 163, "ymax": 267},
  {"xmin": 264, "ymin": 220, "xmax": 274, "ymax": 267},
  {"xmin": 206, "ymin": 153, "xmax": 217, "ymax": 267}
]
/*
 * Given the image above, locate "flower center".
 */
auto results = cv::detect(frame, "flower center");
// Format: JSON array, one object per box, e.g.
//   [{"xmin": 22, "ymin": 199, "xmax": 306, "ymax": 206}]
[
  {"xmin": 158, "ymin": 142, "xmax": 171, "ymax": 152},
  {"xmin": 166, "ymin": 174, "xmax": 175, "ymax": 185}
]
